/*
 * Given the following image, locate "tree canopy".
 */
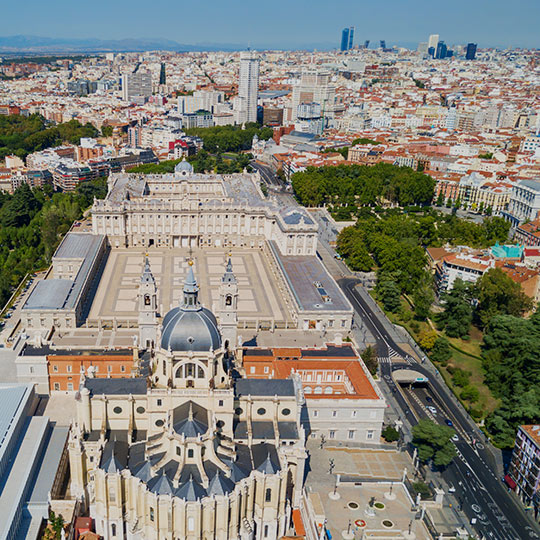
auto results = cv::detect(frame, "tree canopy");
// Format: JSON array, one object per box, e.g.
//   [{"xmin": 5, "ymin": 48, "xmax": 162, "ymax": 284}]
[
  {"xmin": 0, "ymin": 178, "xmax": 106, "ymax": 309},
  {"xmin": 292, "ymin": 163, "xmax": 436, "ymax": 208},
  {"xmin": 474, "ymin": 268, "xmax": 533, "ymax": 327},
  {"xmin": 437, "ymin": 279, "xmax": 474, "ymax": 338},
  {"xmin": 482, "ymin": 314, "xmax": 540, "ymax": 447},
  {"xmin": 184, "ymin": 123, "xmax": 273, "ymax": 154},
  {"xmin": 0, "ymin": 114, "xmax": 98, "ymax": 159},
  {"xmin": 412, "ymin": 418, "xmax": 456, "ymax": 467}
]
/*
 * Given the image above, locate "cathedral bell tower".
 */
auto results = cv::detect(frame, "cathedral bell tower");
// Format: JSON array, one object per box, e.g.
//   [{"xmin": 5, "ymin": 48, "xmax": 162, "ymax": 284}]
[
  {"xmin": 218, "ymin": 256, "xmax": 238, "ymax": 350},
  {"xmin": 138, "ymin": 256, "xmax": 158, "ymax": 349}
]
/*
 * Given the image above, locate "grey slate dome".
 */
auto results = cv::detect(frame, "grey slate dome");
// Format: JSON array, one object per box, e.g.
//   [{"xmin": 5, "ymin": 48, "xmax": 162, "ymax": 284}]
[
  {"xmin": 160, "ymin": 264, "xmax": 222, "ymax": 352},
  {"xmin": 174, "ymin": 158, "xmax": 194, "ymax": 175}
]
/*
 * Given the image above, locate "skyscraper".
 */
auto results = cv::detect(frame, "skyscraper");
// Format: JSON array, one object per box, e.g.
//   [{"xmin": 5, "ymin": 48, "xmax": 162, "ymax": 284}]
[
  {"xmin": 348, "ymin": 27, "xmax": 354, "ymax": 50},
  {"xmin": 340, "ymin": 28, "xmax": 349, "ymax": 51},
  {"xmin": 380, "ymin": 40, "xmax": 386, "ymax": 49},
  {"xmin": 364, "ymin": 40, "xmax": 370, "ymax": 49},
  {"xmin": 435, "ymin": 41, "xmax": 448, "ymax": 59},
  {"xmin": 121, "ymin": 71, "xmax": 152, "ymax": 103},
  {"xmin": 237, "ymin": 51, "xmax": 259, "ymax": 124},
  {"xmin": 428, "ymin": 34, "xmax": 439, "ymax": 57},
  {"xmin": 466, "ymin": 43, "xmax": 477, "ymax": 60}
]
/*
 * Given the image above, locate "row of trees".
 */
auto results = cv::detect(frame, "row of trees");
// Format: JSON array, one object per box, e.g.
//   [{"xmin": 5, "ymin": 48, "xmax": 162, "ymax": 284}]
[
  {"xmin": 291, "ymin": 163, "xmax": 436, "ymax": 208},
  {"xmin": 0, "ymin": 114, "xmax": 99, "ymax": 159},
  {"xmin": 130, "ymin": 151, "xmax": 252, "ymax": 175},
  {"xmin": 336, "ymin": 209, "xmax": 511, "ymax": 306},
  {"xmin": 0, "ymin": 179, "xmax": 107, "ymax": 308},
  {"xmin": 184, "ymin": 123, "xmax": 273, "ymax": 154},
  {"xmin": 482, "ymin": 314, "xmax": 540, "ymax": 448},
  {"xmin": 437, "ymin": 270, "xmax": 533, "ymax": 336}
]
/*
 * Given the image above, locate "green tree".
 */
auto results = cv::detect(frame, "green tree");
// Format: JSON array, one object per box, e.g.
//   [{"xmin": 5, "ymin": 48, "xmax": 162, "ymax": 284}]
[
  {"xmin": 412, "ymin": 275, "xmax": 434, "ymax": 320},
  {"xmin": 412, "ymin": 419, "xmax": 456, "ymax": 466},
  {"xmin": 382, "ymin": 425, "xmax": 400, "ymax": 442},
  {"xmin": 438, "ymin": 279, "xmax": 473, "ymax": 338},
  {"xmin": 451, "ymin": 368, "xmax": 470, "ymax": 387},
  {"xmin": 361, "ymin": 345, "xmax": 378, "ymax": 376},
  {"xmin": 460, "ymin": 385, "xmax": 479, "ymax": 403},
  {"xmin": 430, "ymin": 337, "xmax": 452, "ymax": 365},
  {"xmin": 376, "ymin": 278, "xmax": 401, "ymax": 312},
  {"xmin": 474, "ymin": 268, "xmax": 533, "ymax": 327},
  {"xmin": 101, "ymin": 125, "xmax": 113, "ymax": 137}
]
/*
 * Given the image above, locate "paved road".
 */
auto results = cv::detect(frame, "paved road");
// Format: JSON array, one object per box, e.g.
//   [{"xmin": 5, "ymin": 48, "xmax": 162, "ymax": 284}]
[{"xmin": 338, "ymin": 277, "xmax": 540, "ymax": 540}]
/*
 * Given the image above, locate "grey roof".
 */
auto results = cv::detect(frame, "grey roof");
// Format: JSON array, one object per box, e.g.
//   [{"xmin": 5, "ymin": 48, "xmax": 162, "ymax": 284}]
[
  {"xmin": 252, "ymin": 443, "xmax": 280, "ymax": 474},
  {"xmin": 278, "ymin": 422, "xmax": 299, "ymax": 440},
  {"xmin": 518, "ymin": 179, "xmax": 540, "ymax": 192},
  {"xmin": 207, "ymin": 471, "xmax": 235, "ymax": 496},
  {"xmin": 23, "ymin": 279, "xmax": 73, "ymax": 310},
  {"xmin": 0, "ymin": 383, "xmax": 33, "ymax": 454},
  {"xmin": 85, "ymin": 378, "xmax": 147, "ymax": 396},
  {"xmin": 54, "ymin": 232, "xmax": 101, "ymax": 259},
  {"xmin": 235, "ymin": 379, "xmax": 295, "ymax": 397},
  {"xmin": 252, "ymin": 421, "xmax": 275, "ymax": 440},
  {"xmin": 269, "ymin": 241, "xmax": 352, "ymax": 313},
  {"xmin": 176, "ymin": 475, "xmax": 207, "ymax": 501},
  {"xmin": 233, "ymin": 421, "xmax": 248, "ymax": 438},
  {"xmin": 133, "ymin": 461, "xmax": 153, "ymax": 482},
  {"xmin": 281, "ymin": 209, "xmax": 314, "ymax": 225},
  {"xmin": 100, "ymin": 440, "xmax": 128, "ymax": 473},
  {"xmin": 175, "ymin": 159, "xmax": 194, "ymax": 174},
  {"xmin": 173, "ymin": 401, "xmax": 209, "ymax": 438},
  {"xmin": 161, "ymin": 307, "xmax": 221, "ymax": 352},
  {"xmin": 148, "ymin": 472, "xmax": 175, "ymax": 495},
  {"xmin": 258, "ymin": 453, "xmax": 280, "ymax": 474},
  {"xmin": 23, "ymin": 233, "xmax": 105, "ymax": 312}
]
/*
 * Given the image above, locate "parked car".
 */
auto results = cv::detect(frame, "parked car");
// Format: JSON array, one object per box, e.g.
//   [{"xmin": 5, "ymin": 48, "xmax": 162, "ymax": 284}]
[
  {"xmin": 427, "ymin": 406, "xmax": 437, "ymax": 415},
  {"xmin": 425, "ymin": 396, "xmax": 433, "ymax": 403},
  {"xmin": 445, "ymin": 419, "xmax": 453, "ymax": 427}
]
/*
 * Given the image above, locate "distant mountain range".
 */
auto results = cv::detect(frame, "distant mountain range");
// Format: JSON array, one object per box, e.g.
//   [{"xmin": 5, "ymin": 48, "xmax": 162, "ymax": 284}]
[
  {"xmin": 0, "ymin": 34, "xmax": 420, "ymax": 55},
  {"xmin": 0, "ymin": 35, "xmax": 249, "ymax": 53}
]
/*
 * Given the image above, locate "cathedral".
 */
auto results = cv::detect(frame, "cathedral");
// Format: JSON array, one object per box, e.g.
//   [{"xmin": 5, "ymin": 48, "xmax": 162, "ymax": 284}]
[{"xmin": 68, "ymin": 257, "xmax": 307, "ymax": 540}]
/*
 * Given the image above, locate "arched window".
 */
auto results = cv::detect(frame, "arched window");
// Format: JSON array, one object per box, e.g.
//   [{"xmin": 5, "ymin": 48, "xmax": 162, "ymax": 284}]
[
  {"xmin": 226, "ymin": 295, "xmax": 232, "ymax": 306},
  {"xmin": 198, "ymin": 367, "xmax": 204, "ymax": 378},
  {"xmin": 314, "ymin": 386, "xmax": 323, "ymax": 394},
  {"xmin": 265, "ymin": 488, "xmax": 272, "ymax": 502},
  {"xmin": 144, "ymin": 294, "xmax": 151, "ymax": 306},
  {"xmin": 111, "ymin": 524, "xmax": 117, "ymax": 537}
]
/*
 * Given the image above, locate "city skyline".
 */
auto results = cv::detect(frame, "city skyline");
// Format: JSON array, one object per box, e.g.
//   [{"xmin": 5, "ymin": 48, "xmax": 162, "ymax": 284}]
[{"xmin": 1, "ymin": 0, "xmax": 539, "ymax": 50}]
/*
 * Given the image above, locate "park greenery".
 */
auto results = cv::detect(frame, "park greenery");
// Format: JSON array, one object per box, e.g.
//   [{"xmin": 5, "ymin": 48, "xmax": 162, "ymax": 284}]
[
  {"xmin": 0, "ymin": 179, "xmax": 107, "ymax": 309},
  {"xmin": 0, "ymin": 113, "xmax": 98, "ymax": 160},
  {"xmin": 184, "ymin": 123, "xmax": 273, "ymax": 154},
  {"xmin": 412, "ymin": 418, "xmax": 457, "ymax": 467},
  {"xmin": 292, "ymin": 163, "xmax": 436, "ymax": 210},
  {"xmin": 310, "ymin": 165, "xmax": 532, "ymax": 446},
  {"xmin": 130, "ymin": 151, "xmax": 253, "ymax": 175},
  {"xmin": 336, "ymin": 208, "xmax": 511, "ymax": 301}
]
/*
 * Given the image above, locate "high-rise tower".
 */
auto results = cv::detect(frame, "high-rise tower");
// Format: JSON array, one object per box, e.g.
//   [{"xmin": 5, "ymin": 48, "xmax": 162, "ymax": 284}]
[{"xmin": 237, "ymin": 51, "xmax": 260, "ymax": 124}]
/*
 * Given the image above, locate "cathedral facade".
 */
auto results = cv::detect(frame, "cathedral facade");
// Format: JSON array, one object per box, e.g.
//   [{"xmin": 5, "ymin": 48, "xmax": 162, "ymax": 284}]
[{"xmin": 68, "ymin": 261, "xmax": 307, "ymax": 540}]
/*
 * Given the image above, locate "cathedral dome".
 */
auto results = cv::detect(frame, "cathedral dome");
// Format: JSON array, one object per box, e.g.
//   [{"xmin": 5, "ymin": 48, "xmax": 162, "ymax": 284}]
[{"xmin": 160, "ymin": 264, "xmax": 221, "ymax": 352}]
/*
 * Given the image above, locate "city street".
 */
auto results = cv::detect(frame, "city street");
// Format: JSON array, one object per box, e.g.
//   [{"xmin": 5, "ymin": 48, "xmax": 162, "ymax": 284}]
[{"xmin": 338, "ymin": 277, "xmax": 540, "ymax": 540}]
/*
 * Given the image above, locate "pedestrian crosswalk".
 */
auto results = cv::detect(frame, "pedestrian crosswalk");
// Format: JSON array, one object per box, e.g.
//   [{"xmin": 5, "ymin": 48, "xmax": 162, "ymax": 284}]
[{"xmin": 379, "ymin": 348, "xmax": 403, "ymax": 364}]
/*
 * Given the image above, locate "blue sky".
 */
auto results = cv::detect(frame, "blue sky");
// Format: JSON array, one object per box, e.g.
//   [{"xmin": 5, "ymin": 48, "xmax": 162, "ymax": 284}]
[{"xmin": 4, "ymin": 0, "xmax": 539, "ymax": 49}]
